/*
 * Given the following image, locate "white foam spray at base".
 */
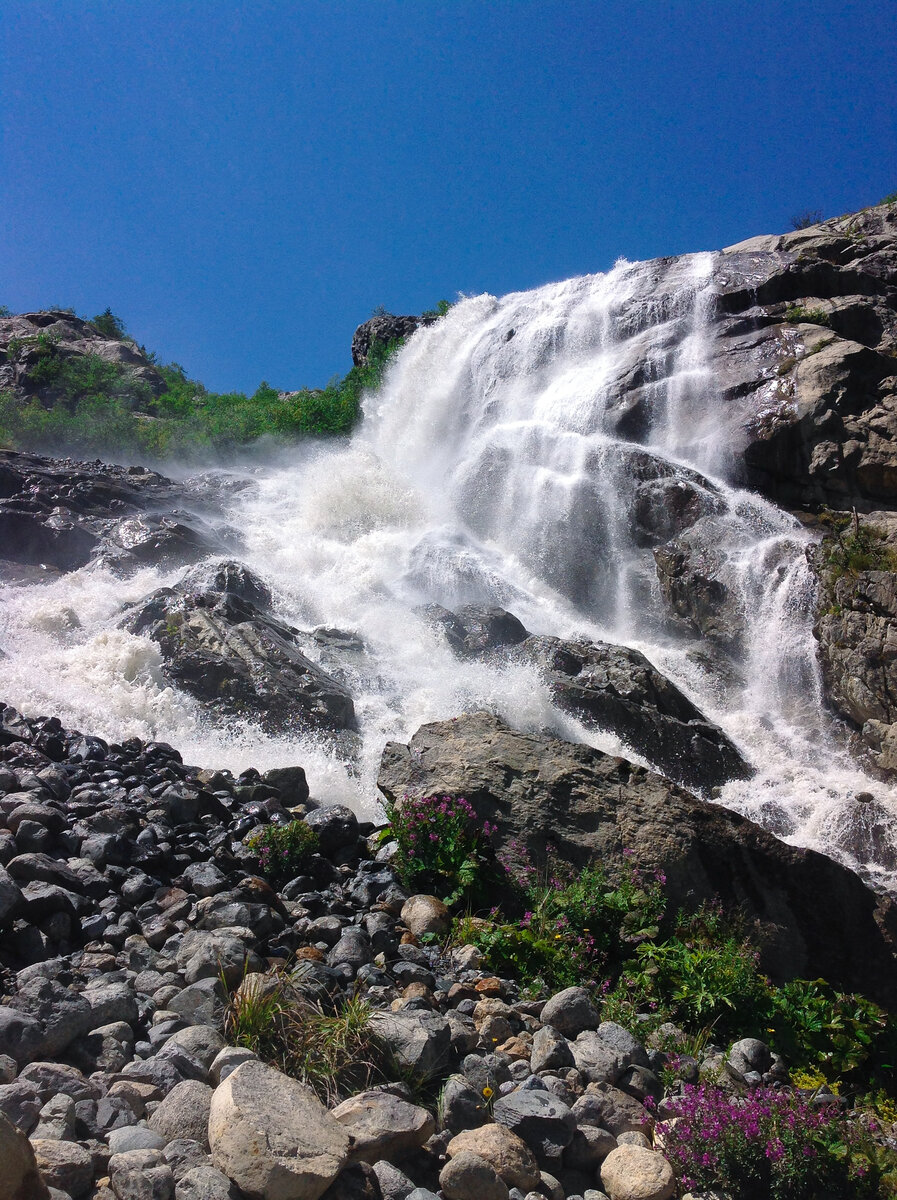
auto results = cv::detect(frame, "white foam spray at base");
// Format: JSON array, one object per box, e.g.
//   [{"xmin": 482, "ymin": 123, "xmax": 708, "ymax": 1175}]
[{"xmin": 1, "ymin": 254, "xmax": 895, "ymax": 888}]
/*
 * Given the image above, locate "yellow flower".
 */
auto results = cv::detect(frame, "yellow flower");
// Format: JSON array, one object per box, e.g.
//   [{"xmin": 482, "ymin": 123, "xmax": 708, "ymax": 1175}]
[{"xmin": 482, "ymin": 1086, "xmax": 493, "ymax": 1100}]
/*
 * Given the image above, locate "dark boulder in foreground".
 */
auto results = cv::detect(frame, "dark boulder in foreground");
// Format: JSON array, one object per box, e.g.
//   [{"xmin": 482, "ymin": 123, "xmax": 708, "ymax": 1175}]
[
  {"xmin": 378, "ymin": 712, "xmax": 897, "ymax": 1003},
  {"xmin": 123, "ymin": 561, "xmax": 356, "ymax": 735},
  {"xmin": 519, "ymin": 635, "xmax": 752, "ymax": 792}
]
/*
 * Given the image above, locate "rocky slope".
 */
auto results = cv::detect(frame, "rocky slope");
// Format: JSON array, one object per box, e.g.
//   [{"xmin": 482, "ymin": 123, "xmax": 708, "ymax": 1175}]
[{"xmin": 0, "ymin": 701, "xmax": 891, "ymax": 1200}]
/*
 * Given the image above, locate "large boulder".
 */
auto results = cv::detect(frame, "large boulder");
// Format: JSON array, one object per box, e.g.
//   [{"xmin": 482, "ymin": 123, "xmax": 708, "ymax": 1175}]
[
  {"xmin": 0, "ymin": 1109, "xmax": 50, "ymax": 1199},
  {"xmin": 0, "ymin": 448, "xmax": 226, "ymax": 574},
  {"xmin": 378, "ymin": 712, "xmax": 897, "ymax": 1002},
  {"xmin": 208, "ymin": 1060, "xmax": 351, "ymax": 1200},
  {"xmin": 519, "ymin": 634, "xmax": 751, "ymax": 790},
  {"xmin": 122, "ymin": 581, "xmax": 355, "ymax": 735},
  {"xmin": 331, "ymin": 1090, "xmax": 435, "ymax": 1163}
]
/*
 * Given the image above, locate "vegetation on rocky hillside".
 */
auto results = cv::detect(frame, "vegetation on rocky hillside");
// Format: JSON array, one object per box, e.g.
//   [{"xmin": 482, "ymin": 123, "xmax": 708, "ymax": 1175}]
[{"xmin": 0, "ymin": 305, "xmax": 434, "ymax": 460}]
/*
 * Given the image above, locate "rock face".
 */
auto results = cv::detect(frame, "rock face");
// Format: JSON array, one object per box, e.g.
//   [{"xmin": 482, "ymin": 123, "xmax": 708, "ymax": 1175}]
[
  {"xmin": 0, "ymin": 449, "xmax": 230, "ymax": 576},
  {"xmin": 208, "ymin": 1060, "xmax": 351, "ymax": 1200},
  {"xmin": 378, "ymin": 712, "xmax": 897, "ymax": 1001},
  {"xmin": 716, "ymin": 204, "xmax": 897, "ymax": 513},
  {"xmin": 122, "ymin": 564, "xmax": 356, "ymax": 735},
  {"xmin": 519, "ymin": 634, "xmax": 750, "ymax": 791},
  {"xmin": 0, "ymin": 1109, "xmax": 50, "ymax": 1200},
  {"xmin": 351, "ymin": 314, "xmax": 438, "ymax": 368},
  {"xmin": 0, "ymin": 309, "xmax": 165, "ymax": 400}
]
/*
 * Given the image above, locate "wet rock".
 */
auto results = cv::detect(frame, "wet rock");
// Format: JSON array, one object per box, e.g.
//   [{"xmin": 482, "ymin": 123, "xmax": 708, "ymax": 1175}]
[
  {"xmin": 520, "ymin": 635, "xmax": 751, "ymax": 791},
  {"xmin": 123, "ymin": 587, "xmax": 356, "ymax": 735},
  {"xmin": 420, "ymin": 605, "xmax": 528, "ymax": 658},
  {"xmin": 351, "ymin": 314, "xmax": 437, "ymax": 368}
]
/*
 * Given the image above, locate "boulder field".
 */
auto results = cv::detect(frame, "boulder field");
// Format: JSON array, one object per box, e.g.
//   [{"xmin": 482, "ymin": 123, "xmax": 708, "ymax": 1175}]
[{"xmin": 0, "ymin": 698, "xmax": 894, "ymax": 1197}]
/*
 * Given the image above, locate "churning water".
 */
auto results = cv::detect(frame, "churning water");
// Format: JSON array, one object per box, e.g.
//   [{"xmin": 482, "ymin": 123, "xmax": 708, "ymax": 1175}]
[{"xmin": 2, "ymin": 254, "xmax": 896, "ymax": 886}]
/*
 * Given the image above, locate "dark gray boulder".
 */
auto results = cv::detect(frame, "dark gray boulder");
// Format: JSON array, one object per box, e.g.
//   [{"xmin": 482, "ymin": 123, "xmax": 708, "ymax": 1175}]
[
  {"xmin": 519, "ymin": 634, "xmax": 751, "ymax": 791},
  {"xmin": 351, "ymin": 314, "xmax": 438, "ymax": 368},
  {"xmin": 122, "ymin": 583, "xmax": 355, "ymax": 735}
]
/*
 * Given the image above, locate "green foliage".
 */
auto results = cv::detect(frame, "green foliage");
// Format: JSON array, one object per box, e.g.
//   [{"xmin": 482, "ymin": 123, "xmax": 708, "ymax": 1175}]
[
  {"xmin": 245, "ymin": 820, "xmax": 318, "ymax": 888},
  {"xmin": 880, "ymin": 191, "xmax": 897, "ymax": 206},
  {"xmin": 458, "ymin": 851, "xmax": 666, "ymax": 994},
  {"xmin": 421, "ymin": 299, "xmax": 453, "ymax": 318},
  {"xmin": 819, "ymin": 515, "xmax": 897, "ymax": 584},
  {"xmin": 605, "ymin": 903, "xmax": 771, "ymax": 1040},
  {"xmin": 91, "ymin": 307, "xmax": 127, "ymax": 339},
  {"xmin": 784, "ymin": 304, "xmax": 831, "ymax": 327},
  {"xmin": 0, "ymin": 326, "xmax": 404, "ymax": 459},
  {"xmin": 383, "ymin": 794, "xmax": 497, "ymax": 904},
  {"xmin": 0, "ymin": 305, "xmax": 10, "ymax": 318},
  {"xmin": 772, "ymin": 979, "xmax": 897, "ymax": 1089},
  {"xmin": 225, "ymin": 968, "xmax": 386, "ymax": 1103}
]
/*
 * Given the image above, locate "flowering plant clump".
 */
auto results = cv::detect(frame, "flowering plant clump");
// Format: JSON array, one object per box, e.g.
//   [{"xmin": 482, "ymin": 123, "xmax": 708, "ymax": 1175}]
[
  {"xmin": 655, "ymin": 1084, "xmax": 885, "ymax": 1199},
  {"xmin": 245, "ymin": 820, "xmax": 318, "ymax": 888},
  {"xmin": 384, "ymin": 794, "xmax": 497, "ymax": 901}
]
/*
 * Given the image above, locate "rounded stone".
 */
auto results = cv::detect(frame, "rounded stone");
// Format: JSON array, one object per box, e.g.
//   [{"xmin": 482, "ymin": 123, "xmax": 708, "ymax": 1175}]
[
  {"xmin": 400, "ymin": 895, "xmax": 451, "ymax": 938},
  {"xmin": 599, "ymin": 1146, "xmax": 675, "ymax": 1200},
  {"xmin": 439, "ymin": 1151, "xmax": 509, "ymax": 1200},
  {"xmin": 0, "ymin": 1109, "xmax": 49, "ymax": 1200},
  {"xmin": 208, "ymin": 1059, "xmax": 350, "ymax": 1199},
  {"xmin": 447, "ymin": 1124, "xmax": 540, "ymax": 1191}
]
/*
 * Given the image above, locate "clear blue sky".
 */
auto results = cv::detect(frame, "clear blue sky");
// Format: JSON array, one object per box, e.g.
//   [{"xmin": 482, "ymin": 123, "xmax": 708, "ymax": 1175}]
[{"xmin": 3, "ymin": 1, "xmax": 895, "ymax": 394}]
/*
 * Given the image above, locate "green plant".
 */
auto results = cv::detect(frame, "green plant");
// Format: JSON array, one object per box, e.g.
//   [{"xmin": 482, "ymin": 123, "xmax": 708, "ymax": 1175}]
[
  {"xmin": 0, "ymin": 305, "xmax": 10, "ymax": 318},
  {"xmin": 245, "ymin": 820, "xmax": 318, "ymax": 887},
  {"xmin": 784, "ymin": 304, "xmax": 831, "ymax": 327},
  {"xmin": 225, "ymin": 967, "xmax": 386, "ymax": 1103},
  {"xmin": 882, "ymin": 191, "xmax": 897, "ymax": 206},
  {"xmin": 819, "ymin": 516, "xmax": 897, "ymax": 584},
  {"xmin": 790, "ymin": 209, "xmax": 824, "ymax": 230},
  {"xmin": 91, "ymin": 308, "xmax": 127, "ymax": 339},
  {"xmin": 656, "ymin": 1083, "xmax": 889, "ymax": 1199},
  {"xmin": 772, "ymin": 979, "xmax": 897, "ymax": 1090},
  {"xmin": 383, "ymin": 794, "xmax": 497, "ymax": 904},
  {"xmin": 421, "ymin": 299, "xmax": 453, "ymax": 318}
]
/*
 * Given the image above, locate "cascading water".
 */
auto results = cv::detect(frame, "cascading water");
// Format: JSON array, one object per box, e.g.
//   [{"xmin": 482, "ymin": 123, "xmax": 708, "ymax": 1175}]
[{"xmin": 2, "ymin": 253, "xmax": 896, "ymax": 886}]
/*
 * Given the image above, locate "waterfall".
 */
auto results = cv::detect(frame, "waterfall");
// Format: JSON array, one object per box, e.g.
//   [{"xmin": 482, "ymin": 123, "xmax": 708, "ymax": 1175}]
[{"xmin": 2, "ymin": 253, "xmax": 896, "ymax": 886}]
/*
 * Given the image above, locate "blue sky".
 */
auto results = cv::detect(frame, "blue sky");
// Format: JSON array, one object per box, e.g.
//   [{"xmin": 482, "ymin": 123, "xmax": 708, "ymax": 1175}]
[{"xmin": 3, "ymin": 1, "xmax": 895, "ymax": 394}]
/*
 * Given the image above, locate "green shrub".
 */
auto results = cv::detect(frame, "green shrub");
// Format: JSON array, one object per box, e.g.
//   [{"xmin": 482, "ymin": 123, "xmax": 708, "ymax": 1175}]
[
  {"xmin": 790, "ymin": 209, "xmax": 824, "ymax": 229},
  {"xmin": 784, "ymin": 304, "xmax": 831, "ymax": 327},
  {"xmin": 819, "ymin": 516, "xmax": 897, "ymax": 584},
  {"xmin": 245, "ymin": 820, "xmax": 318, "ymax": 887},
  {"xmin": 383, "ymin": 793, "xmax": 497, "ymax": 904},
  {"xmin": 459, "ymin": 850, "xmax": 666, "ymax": 993},
  {"xmin": 225, "ymin": 968, "xmax": 387, "ymax": 1103},
  {"xmin": 91, "ymin": 308, "xmax": 127, "ymax": 339}
]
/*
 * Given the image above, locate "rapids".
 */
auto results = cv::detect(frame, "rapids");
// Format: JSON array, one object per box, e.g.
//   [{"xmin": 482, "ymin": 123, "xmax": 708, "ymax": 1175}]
[{"xmin": 2, "ymin": 254, "xmax": 896, "ymax": 886}]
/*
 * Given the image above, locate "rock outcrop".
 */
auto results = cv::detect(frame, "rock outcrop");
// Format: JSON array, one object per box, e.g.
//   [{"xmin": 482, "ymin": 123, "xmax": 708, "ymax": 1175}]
[
  {"xmin": 122, "ymin": 562, "xmax": 357, "ymax": 735},
  {"xmin": 378, "ymin": 712, "xmax": 897, "ymax": 1001},
  {"xmin": 351, "ymin": 314, "xmax": 438, "ymax": 368},
  {"xmin": 0, "ymin": 449, "xmax": 233, "ymax": 576},
  {"xmin": 0, "ymin": 310, "xmax": 165, "ymax": 401}
]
